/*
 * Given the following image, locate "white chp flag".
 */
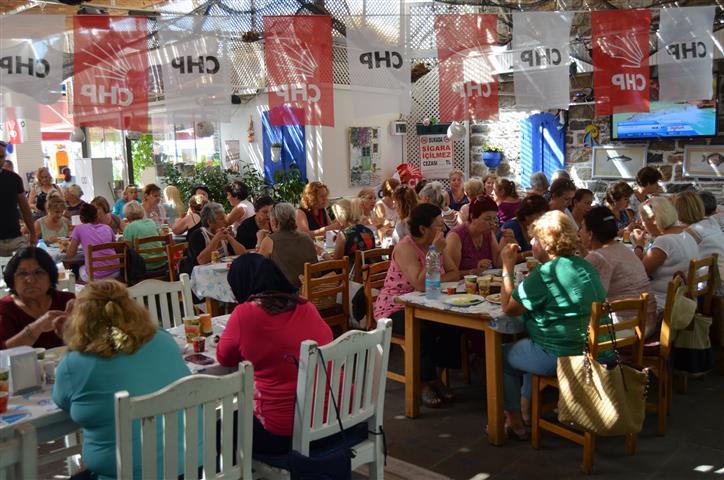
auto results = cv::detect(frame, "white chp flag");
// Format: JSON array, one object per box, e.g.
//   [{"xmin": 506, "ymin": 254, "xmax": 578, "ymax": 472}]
[
  {"xmin": 157, "ymin": 17, "xmax": 231, "ymax": 122},
  {"xmin": 658, "ymin": 7, "xmax": 715, "ymax": 102},
  {"xmin": 346, "ymin": 15, "xmax": 410, "ymax": 114},
  {"xmin": 512, "ymin": 12, "xmax": 573, "ymax": 111},
  {"xmin": 0, "ymin": 15, "xmax": 66, "ymax": 108}
]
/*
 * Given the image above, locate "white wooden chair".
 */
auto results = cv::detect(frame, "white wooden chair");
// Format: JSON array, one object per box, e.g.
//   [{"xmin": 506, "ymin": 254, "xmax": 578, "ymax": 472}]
[
  {"xmin": 0, "ymin": 256, "xmax": 12, "ymax": 275},
  {"xmin": 57, "ymin": 272, "xmax": 76, "ymax": 293},
  {"xmin": 127, "ymin": 273, "xmax": 193, "ymax": 328},
  {"xmin": 0, "ymin": 423, "xmax": 38, "ymax": 480},
  {"xmin": 253, "ymin": 318, "xmax": 392, "ymax": 480},
  {"xmin": 115, "ymin": 361, "xmax": 254, "ymax": 480}
]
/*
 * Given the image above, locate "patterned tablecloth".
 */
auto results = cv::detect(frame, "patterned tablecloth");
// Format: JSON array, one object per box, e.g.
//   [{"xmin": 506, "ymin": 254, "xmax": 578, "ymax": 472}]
[{"xmin": 191, "ymin": 263, "xmax": 236, "ymax": 303}]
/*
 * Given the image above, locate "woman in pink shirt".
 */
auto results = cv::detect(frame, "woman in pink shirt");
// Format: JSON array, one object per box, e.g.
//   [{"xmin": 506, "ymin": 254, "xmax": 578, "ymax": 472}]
[
  {"xmin": 66, "ymin": 203, "xmax": 118, "ymax": 282},
  {"xmin": 216, "ymin": 253, "xmax": 332, "ymax": 455}
]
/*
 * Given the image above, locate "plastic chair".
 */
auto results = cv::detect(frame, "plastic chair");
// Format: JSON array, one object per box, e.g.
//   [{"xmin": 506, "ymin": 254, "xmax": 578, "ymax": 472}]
[{"xmin": 0, "ymin": 423, "xmax": 37, "ymax": 479}]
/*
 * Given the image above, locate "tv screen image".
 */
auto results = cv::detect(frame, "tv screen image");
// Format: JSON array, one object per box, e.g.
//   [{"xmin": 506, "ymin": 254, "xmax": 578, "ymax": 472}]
[{"xmin": 612, "ymin": 100, "xmax": 717, "ymax": 140}]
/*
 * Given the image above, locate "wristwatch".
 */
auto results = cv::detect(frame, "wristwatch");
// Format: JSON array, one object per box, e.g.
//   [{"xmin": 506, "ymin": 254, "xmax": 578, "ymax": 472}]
[{"xmin": 502, "ymin": 272, "xmax": 514, "ymax": 279}]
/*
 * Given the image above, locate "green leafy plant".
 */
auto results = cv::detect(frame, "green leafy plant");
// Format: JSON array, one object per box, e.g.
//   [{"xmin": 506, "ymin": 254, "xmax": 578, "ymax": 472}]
[
  {"xmin": 483, "ymin": 143, "xmax": 504, "ymax": 153},
  {"xmin": 131, "ymin": 134, "xmax": 155, "ymax": 183},
  {"xmin": 273, "ymin": 162, "xmax": 306, "ymax": 205}
]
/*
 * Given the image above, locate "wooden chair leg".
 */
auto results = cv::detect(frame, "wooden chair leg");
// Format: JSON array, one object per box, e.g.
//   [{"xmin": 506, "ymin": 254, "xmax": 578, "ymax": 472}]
[
  {"xmin": 440, "ymin": 368, "xmax": 449, "ymax": 387},
  {"xmin": 624, "ymin": 433, "xmax": 637, "ymax": 456},
  {"xmin": 461, "ymin": 337, "xmax": 471, "ymax": 385},
  {"xmin": 581, "ymin": 432, "xmax": 596, "ymax": 474},
  {"xmin": 531, "ymin": 375, "xmax": 541, "ymax": 449}
]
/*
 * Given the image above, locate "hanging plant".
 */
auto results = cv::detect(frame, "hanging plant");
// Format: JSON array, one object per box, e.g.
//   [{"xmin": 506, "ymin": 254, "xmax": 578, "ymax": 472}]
[{"xmin": 271, "ymin": 142, "xmax": 282, "ymax": 163}]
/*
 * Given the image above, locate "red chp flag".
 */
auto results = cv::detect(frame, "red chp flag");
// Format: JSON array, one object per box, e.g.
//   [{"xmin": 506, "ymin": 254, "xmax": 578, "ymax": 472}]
[
  {"xmin": 73, "ymin": 16, "xmax": 149, "ymax": 131},
  {"xmin": 265, "ymin": 16, "xmax": 334, "ymax": 127},
  {"xmin": 435, "ymin": 14, "xmax": 498, "ymax": 122},
  {"xmin": 592, "ymin": 10, "xmax": 651, "ymax": 116}
]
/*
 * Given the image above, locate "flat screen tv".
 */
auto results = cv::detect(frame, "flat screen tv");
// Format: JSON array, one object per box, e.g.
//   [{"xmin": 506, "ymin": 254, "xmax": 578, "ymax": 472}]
[{"xmin": 611, "ymin": 97, "xmax": 718, "ymax": 140}]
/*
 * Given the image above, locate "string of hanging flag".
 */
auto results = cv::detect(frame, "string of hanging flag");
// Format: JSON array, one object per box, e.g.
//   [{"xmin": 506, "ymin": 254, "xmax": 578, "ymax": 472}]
[{"xmin": 0, "ymin": 7, "xmax": 717, "ymax": 130}]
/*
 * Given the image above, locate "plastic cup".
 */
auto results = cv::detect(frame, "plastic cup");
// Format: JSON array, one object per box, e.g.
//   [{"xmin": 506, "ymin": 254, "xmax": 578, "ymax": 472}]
[
  {"xmin": 199, "ymin": 314, "xmax": 213, "ymax": 337},
  {"xmin": 477, "ymin": 275, "xmax": 492, "ymax": 297},
  {"xmin": 0, "ymin": 392, "xmax": 7, "ymax": 413},
  {"xmin": 183, "ymin": 316, "xmax": 200, "ymax": 343},
  {"xmin": 464, "ymin": 275, "xmax": 477, "ymax": 294},
  {"xmin": 192, "ymin": 336, "xmax": 206, "ymax": 353},
  {"xmin": 43, "ymin": 360, "xmax": 58, "ymax": 384},
  {"xmin": 35, "ymin": 348, "xmax": 46, "ymax": 360},
  {"xmin": 0, "ymin": 367, "xmax": 8, "ymax": 393},
  {"xmin": 623, "ymin": 230, "xmax": 631, "ymax": 243},
  {"xmin": 446, "ymin": 286, "xmax": 456, "ymax": 295},
  {"xmin": 211, "ymin": 251, "xmax": 220, "ymax": 263}
]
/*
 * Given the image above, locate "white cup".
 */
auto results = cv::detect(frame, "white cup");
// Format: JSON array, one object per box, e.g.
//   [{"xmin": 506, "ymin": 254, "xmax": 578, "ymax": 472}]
[{"xmin": 325, "ymin": 230, "xmax": 336, "ymax": 248}]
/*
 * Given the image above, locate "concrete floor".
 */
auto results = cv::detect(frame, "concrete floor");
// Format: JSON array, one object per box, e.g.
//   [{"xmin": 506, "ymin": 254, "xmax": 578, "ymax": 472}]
[{"xmin": 378, "ymin": 352, "xmax": 724, "ymax": 479}]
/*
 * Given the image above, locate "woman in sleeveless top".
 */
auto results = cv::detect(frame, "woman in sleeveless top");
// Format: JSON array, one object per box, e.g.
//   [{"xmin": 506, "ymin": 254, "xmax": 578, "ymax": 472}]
[
  {"xmin": 29, "ymin": 167, "xmax": 62, "ymax": 219},
  {"xmin": 331, "ymin": 199, "xmax": 376, "ymax": 264},
  {"xmin": 34, "ymin": 194, "xmax": 69, "ymax": 244},
  {"xmin": 173, "ymin": 194, "xmax": 207, "ymax": 236},
  {"xmin": 445, "ymin": 169, "xmax": 469, "ymax": 211},
  {"xmin": 225, "ymin": 181, "xmax": 255, "ymax": 234},
  {"xmin": 446, "ymin": 195, "xmax": 514, "ymax": 276},
  {"xmin": 374, "ymin": 204, "xmax": 461, "ymax": 408},
  {"xmin": 494, "ymin": 178, "xmax": 522, "ymax": 225},
  {"xmin": 296, "ymin": 181, "xmax": 339, "ymax": 237}
]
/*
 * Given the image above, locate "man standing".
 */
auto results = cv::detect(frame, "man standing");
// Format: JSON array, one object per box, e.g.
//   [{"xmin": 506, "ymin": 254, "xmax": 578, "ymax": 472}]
[{"xmin": 0, "ymin": 141, "xmax": 35, "ymax": 256}]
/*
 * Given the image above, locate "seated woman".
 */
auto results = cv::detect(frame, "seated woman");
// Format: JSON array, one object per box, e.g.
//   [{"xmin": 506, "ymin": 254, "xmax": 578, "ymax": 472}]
[
  {"xmin": 444, "ymin": 169, "xmax": 469, "ymax": 211},
  {"xmin": 357, "ymin": 188, "xmax": 377, "ymax": 227},
  {"xmin": 123, "ymin": 201, "xmax": 167, "ymax": 271},
  {"xmin": 495, "ymin": 179, "xmax": 522, "ymax": 225},
  {"xmin": 528, "ymin": 172, "xmax": 549, "ymax": 198},
  {"xmin": 53, "ymin": 280, "xmax": 193, "ymax": 479},
  {"xmin": 631, "ymin": 196, "xmax": 698, "ymax": 313},
  {"xmin": 34, "ymin": 194, "xmax": 70, "ymax": 244},
  {"xmin": 112, "ymin": 185, "xmax": 137, "ymax": 219},
  {"xmin": 296, "ymin": 181, "xmax": 339, "ymax": 236},
  {"xmin": 581, "ymin": 206, "xmax": 658, "ymax": 337},
  {"xmin": 628, "ymin": 166, "xmax": 663, "ymax": 222},
  {"xmin": 225, "ymin": 181, "xmax": 255, "ymax": 234},
  {"xmin": 173, "ymin": 194, "xmax": 207, "ymax": 236},
  {"xmin": 446, "ymin": 195, "xmax": 512, "ymax": 275},
  {"xmin": 29, "ymin": 166, "xmax": 62, "ymax": 220},
  {"xmin": 420, "ymin": 182, "xmax": 457, "ymax": 231},
  {"xmin": 496, "ymin": 194, "xmax": 548, "ymax": 253},
  {"xmin": 604, "ymin": 181, "xmax": 634, "ymax": 234},
  {"xmin": 374, "ymin": 203, "xmax": 461, "ymax": 408},
  {"xmin": 391, "ymin": 184, "xmax": 418, "ymax": 245},
  {"xmin": 373, "ymin": 178, "xmax": 400, "ymax": 240},
  {"xmin": 183, "ymin": 202, "xmax": 246, "ymax": 273},
  {"xmin": 63, "ymin": 184, "xmax": 86, "ymax": 220},
  {"xmin": 91, "ymin": 196, "xmax": 122, "ymax": 234},
  {"xmin": 258, "ymin": 202, "xmax": 317, "ymax": 288},
  {"xmin": 141, "ymin": 183, "xmax": 167, "ymax": 229},
  {"xmin": 570, "ymin": 188, "xmax": 593, "ymax": 229},
  {"xmin": 548, "ymin": 178, "xmax": 576, "ymax": 217},
  {"xmin": 458, "ymin": 178, "xmax": 484, "ymax": 225},
  {"xmin": 235, "ymin": 195, "xmax": 274, "ymax": 250},
  {"xmin": 498, "ymin": 210, "xmax": 607, "ymax": 439},
  {"xmin": 483, "ymin": 174, "xmax": 497, "ymax": 198},
  {"xmin": 217, "ymin": 254, "xmax": 333, "ymax": 455},
  {"xmin": 163, "ymin": 185, "xmax": 185, "ymax": 227},
  {"xmin": 67, "ymin": 203, "xmax": 119, "ymax": 282},
  {"xmin": 331, "ymin": 198, "xmax": 376, "ymax": 263},
  {"xmin": 0, "ymin": 247, "xmax": 74, "ymax": 350}
]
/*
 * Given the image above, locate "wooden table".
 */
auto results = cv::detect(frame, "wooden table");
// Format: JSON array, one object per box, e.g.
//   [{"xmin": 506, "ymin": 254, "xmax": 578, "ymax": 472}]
[{"xmin": 396, "ymin": 292, "xmax": 524, "ymax": 447}]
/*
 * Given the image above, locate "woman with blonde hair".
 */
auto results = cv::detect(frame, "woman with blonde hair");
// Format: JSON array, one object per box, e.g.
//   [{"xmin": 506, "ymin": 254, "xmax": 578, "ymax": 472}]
[
  {"xmin": 392, "ymin": 184, "xmax": 418, "ymax": 244},
  {"xmin": 34, "ymin": 194, "xmax": 70, "ymax": 244},
  {"xmin": 631, "ymin": 196, "xmax": 698, "ymax": 311},
  {"xmin": 357, "ymin": 187, "xmax": 376, "ymax": 226},
  {"xmin": 497, "ymin": 210, "xmax": 607, "ymax": 439},
  {"xmin": 445, "ymin": 169, "xmax": 469, "ymax": 211},
  {"xmin": 331, "ymin": 198, "xmax": 376, "ymax": 262},
  {"xmin": 173, "ymin": 194, "xmax": 207, "ymax": 236},
  {"xmin": 373, "ymin": 178, "xmax": 400, "ymax": 234},
  {"xmin": 296, "ymin": 181, "xmax": 340, "ymax": 236},
  {"xmin": 458, "ymin": 178, "xmax": 484, "ymax": 225},
  {"xmin": 53, "ymin": 280, "xmax": 193, "ymax": 479},
  {"xmin": 29, "ymin": 166, "xmax": 62, "ymax": 219},
  {"xmin": 163, "ymin": 185, "xmax": 185, "ymax": 226},
  {"xmin": 113, "ymin": 185, "xmax": 138, "ymax": 219}
]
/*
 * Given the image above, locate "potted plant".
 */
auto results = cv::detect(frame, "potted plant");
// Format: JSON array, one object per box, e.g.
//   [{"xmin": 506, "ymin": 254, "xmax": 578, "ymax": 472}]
[
  {"xmin": 271, "ymin": 142, "xmax": 282, "ymax": 163},
  {"xmin": 482, "ymin": 143, "xmax": 504, "ymax": 168}
]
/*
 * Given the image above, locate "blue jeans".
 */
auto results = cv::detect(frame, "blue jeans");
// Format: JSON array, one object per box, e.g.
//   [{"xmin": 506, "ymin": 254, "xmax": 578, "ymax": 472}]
[{"xmin": 502, "ymin": 339, "xmax": 557, "ymax": 412}]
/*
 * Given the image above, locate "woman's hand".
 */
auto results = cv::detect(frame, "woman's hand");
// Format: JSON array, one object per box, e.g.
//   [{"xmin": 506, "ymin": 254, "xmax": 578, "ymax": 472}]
[
  {"xmin": 476, "ymin": 258, "xmax": 492, "ymax": 271},
  {"xmin": 499, "ymin": 228, "xmax": 515, "ymax": 246},
  {"xmin": 256, "ymin": 229, "xmax": 269, "ymax": 246},
  {"xmin": 432, "ymin": 231, "xmax": 446, "ymax": 253},
  {"xmin": 500, "ymin": 243, "xmax": 520, "ymax": 268},
  {"xmin": 32, "ymin": 310, "xmax": 66, "ymax": 334}
]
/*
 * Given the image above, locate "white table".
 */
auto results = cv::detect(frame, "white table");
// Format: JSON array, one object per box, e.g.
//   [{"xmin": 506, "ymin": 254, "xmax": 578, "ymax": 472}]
[{"xmin": 191, "ymin": 263, "xmax": 236, "ymax": 303}]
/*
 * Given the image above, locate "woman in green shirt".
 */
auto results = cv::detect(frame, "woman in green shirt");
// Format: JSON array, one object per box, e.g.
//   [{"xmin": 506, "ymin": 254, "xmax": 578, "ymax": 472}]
[
  {"xmin": 498, "ymin": 210, "xmax": 606, "ymax": 440},
  {"xmin": 123, "ymin": 201, "xmax": 167, "ymax": 270}
]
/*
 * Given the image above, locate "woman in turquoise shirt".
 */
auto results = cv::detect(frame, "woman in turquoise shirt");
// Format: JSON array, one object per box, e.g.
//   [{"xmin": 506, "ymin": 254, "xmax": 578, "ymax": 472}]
[{"xmin": 53, "ymin": 280, "xmax": 192, "ymax": 479}]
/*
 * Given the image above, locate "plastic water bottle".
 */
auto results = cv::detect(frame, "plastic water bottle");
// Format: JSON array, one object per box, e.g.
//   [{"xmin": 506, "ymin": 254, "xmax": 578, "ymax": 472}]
[
  {"xmin": 425, "ymin": 245, "xmax": 441, "ymax": 300},
  {"xmin": 37, "ymin": 239, "xmax": 48, "ymax": 252}
]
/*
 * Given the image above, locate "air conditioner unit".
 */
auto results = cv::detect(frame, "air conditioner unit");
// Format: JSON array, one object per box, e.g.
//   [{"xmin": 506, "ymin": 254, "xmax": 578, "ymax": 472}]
[{"xmin": 390, "ymin": 121, "xmax": 407, "ymax": 136}]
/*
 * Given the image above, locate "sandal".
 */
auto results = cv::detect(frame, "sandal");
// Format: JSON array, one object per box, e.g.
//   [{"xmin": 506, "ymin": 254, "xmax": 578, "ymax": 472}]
[
  {"xmin": 505, "ymin": 425, "xmax": 530, "ymax": 442},
  {"xmin": 431, "ymin": 381, "xmax": 456, "ymax": 403},
  {"xmin": 421, "ymin": 384, "xmax": 443, "ymax": 409}
]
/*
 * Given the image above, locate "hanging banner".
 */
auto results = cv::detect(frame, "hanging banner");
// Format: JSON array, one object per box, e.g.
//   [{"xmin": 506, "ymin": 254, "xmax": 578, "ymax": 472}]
[
  {"xmin": 512, "ymin": 12, "xmax": 573, "ymax": 111},
  {"xmin": 265, "ymin": 16, "xmax": 334, "ymax": 127},
  {"xmin": 346, "ymin": 15, "xmax": 410, "ymax": 114},
  {"xmin": 419, "ymin": 134, "xmax": 454, "ymax": 178},
  {"xmin": 592, "ymin": 10, "xmax": 651, "ymax": 116},
  {"xmin": 0, "ymin": 15, "xmax": 66, "ymax": 110},
  {"xmin": 658, "ymin": 7, "xmax": 715, "ymax": 102},
  {"xmin": 157, "ymin": 17, "xmax": 231, "ymax": 122},
  {"xmin": 73, "ymin": 16, "xmax": 149, "ymax": 131},
  {"xmin": 435, "ymin": 14, "xmax": 498, "ymax": 122}
]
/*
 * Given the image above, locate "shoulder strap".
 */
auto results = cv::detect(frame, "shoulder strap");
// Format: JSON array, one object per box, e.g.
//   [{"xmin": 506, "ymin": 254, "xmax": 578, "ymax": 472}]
[{"xmin": 684, "ymin": 226, "xmax": 703, "ymax": 245}]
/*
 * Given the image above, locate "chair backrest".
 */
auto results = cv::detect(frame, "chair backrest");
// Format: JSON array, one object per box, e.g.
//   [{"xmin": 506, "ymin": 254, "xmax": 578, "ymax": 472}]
[
  {"xmin": 352, "ymin": 247, "xmax": 392, "ymax": 283},
  {"xmin": 115, "ymin": 361, "xmax": 253, "ymax": 480},
  {"xmin": 0, "ymin": 256, "xmax": 12, "ymax": 275},
  {"xmin": 57, "ymin": 272, "xmax": 76, "ymax": 293},
  {"xmin": 659, "ymin": 275, "xmax": 685, "ymax": 360},
  {"xmin": 88, "ymin": 242, "xmax": 128, "ymax": 283},
  {"xmin": 302, "ymin": 257, "xmax": 350, "ymax": 316},
  {"xmin": 127, "ymin": 273, "xmax": 194, "ymax": 328},
  {"xmin": 0, "ymin": 423, "xmax": 37, "ymax": 479},
  {"xmin": 362, "ymin": 260, "xmax": 390, "ymax": 331},
  {"xmin": 687, "ymin": 253, "xmax": 718, "ymax": 315},
  {"xmin": 292, "ymin": 318, "xmax": 392, "ymax": 456},
  {"xmin": 167, "ymin": 242, "xmax": 188, "ymax": 282},
  {"xmin": 588, "ymin": 293, "xmax": 649, "ymax": 366},
  {"xmin": 135, "ymin": 234, "xmax": 171, "ymax": 279}
]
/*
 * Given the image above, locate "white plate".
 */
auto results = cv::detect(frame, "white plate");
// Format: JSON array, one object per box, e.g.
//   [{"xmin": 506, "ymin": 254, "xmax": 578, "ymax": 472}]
[
  {"xmin": 486, "ymin": 294, "xmax": 502, "ymax": 304},
  {"xmin": 443, "ymin": 294, "xmax": 485, "ymax": 307},
  {"xmin": 483, "ymin": 268, "xmax": 503, "ymax": 276}
]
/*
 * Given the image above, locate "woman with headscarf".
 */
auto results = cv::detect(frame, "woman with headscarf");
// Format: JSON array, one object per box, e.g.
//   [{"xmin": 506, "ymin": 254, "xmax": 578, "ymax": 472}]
[{"xmin": 217, "ymin": 254, "xmax": 333, "ymax": 455}]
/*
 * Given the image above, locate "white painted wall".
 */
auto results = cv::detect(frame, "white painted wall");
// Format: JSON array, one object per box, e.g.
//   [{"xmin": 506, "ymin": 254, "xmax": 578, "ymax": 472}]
[{"xmin": 219, "ymin": 86, "xmax": 406, "ymax": 198}]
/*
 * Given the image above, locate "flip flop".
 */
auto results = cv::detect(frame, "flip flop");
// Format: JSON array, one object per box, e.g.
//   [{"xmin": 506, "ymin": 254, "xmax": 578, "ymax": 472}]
[
  {"xmin": 431, "ymin": 381, "xmax": 456, "ymax": 403},
  {"xmin": 421, "ymin": 384, "xmax": 443, "ymax": 409}
]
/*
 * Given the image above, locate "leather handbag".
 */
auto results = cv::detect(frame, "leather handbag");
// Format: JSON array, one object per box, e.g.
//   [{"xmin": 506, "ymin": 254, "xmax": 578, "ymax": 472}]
[{"xmin": 557, "ymin": 315, "xmax": 649, "ymax": 437}]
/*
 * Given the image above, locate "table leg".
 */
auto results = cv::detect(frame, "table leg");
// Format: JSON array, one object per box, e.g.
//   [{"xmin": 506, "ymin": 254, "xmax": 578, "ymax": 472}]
[
  {"xmin": 485, "ymin": 326, "xmax": 505, "ymax": 446},
  {"xmin": 404, "ymin": 306, "xmax": 421, "ymax": 418}
]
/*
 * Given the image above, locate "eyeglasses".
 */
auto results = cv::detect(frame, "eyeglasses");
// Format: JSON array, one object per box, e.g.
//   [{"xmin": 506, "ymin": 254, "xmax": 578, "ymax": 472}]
[{"xmin": 15, "ymin": 269, "xmax": 48, "ymax": 281}]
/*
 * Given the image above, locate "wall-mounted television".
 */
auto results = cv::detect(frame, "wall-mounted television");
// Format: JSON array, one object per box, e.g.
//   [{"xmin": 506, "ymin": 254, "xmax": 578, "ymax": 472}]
[{"xmin": 611, "ymin": 96, "xmax": 718, "ymax": 141}]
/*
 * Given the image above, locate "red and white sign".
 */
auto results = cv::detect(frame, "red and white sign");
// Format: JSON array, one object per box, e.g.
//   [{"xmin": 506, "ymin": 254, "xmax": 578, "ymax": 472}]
[
  {"xmin": 435, "ymin": 14, "xmax": 498, "ymax": 122},
  {"xmin": 592, "ymin": 10, "xmax": 651, "ymax": 116},
  {"xmin": 265, "ymin": 16, "xmax": 334, "ymax": 127},
  {"xmin": 419, "ymin": 134, "xmax": 454, "ymax": 179},
  {"xmin": 5, "ymin": 118, "xmax": 25, "ymax": 144},
  {"xmin": 73, "ymin": 16, "xmax": 149, "ymax": 131}
]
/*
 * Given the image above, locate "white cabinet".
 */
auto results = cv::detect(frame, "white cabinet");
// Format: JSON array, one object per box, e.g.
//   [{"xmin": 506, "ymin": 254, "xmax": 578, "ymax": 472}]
[{"xmin": 73, "ymin": 157, "xmax": 114, "ymax": 202}]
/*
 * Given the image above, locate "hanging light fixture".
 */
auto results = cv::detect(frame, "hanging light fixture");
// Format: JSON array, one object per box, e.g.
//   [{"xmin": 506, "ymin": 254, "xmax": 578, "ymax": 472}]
[{"xmin": 70, "ymin": 127, "xmax": 85, "ymax": 143}]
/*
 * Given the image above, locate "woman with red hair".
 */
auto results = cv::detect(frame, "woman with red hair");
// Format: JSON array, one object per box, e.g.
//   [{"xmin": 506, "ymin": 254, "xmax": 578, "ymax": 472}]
[{"xmin": 445, "ymin": 195, "xmax": 514, "ymax": 276}]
